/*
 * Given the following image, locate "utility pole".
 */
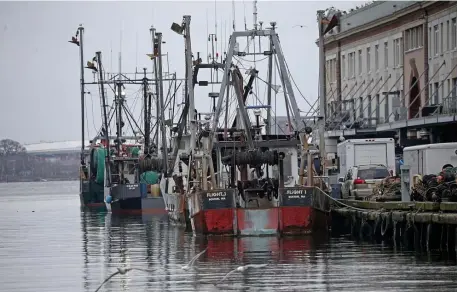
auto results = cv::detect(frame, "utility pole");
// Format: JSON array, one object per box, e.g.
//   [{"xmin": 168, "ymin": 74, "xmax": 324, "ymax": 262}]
[
  {"xmin": 78, "ymin": 25, "xmax": 85, "ymax": 165},
  {"xmin": 317, "ymin": 10, "xmax": 327, "ymax": 176}
]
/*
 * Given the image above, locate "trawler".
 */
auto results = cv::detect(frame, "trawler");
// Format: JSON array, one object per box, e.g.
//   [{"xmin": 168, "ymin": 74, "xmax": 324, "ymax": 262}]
[
  {"xmin": 164, "ymin": 15, "xmax": 331, "ymax": 236},
  {"xmin": 74, "ymin": 25, "xmax": 179, "ymax": 215},
  {"xmin": 70, "ymin": 25, "xmax": 106, "ymax": 210}
]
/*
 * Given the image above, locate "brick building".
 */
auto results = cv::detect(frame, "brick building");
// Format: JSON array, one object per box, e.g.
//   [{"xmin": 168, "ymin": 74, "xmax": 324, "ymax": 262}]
[{"xmin": 319, "ymin": 1, "xmax": 457, "ymax": 155}]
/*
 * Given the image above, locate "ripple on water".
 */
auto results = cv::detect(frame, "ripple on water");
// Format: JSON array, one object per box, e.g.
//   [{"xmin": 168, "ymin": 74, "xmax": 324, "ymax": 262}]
[{"xmin": 0, "ymin": 181, "xmax": 457, "ymax": 291}]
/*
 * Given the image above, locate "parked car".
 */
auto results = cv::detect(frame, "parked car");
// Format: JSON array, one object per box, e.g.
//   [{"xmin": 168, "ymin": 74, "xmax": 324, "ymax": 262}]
[{"xmin": 339, "ymin": 164, "xmax": 391, "ymax": 199}]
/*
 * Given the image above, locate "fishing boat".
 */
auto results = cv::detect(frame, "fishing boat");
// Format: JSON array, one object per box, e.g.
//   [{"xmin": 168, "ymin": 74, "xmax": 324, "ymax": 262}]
[
  {"xmin": 70, "ymin": 26, "xmax": 106, "ymax": 210},
  {"xmin": 79, "ymin": 27, "xmax": 177, "ymax": 215},
  {"xmin": 161, "ymin": 15, "xmax": 226, "ymax": 230},
  {"xmin": 166, "ymin": 15, "xmax": 331, "ymax": 236}
]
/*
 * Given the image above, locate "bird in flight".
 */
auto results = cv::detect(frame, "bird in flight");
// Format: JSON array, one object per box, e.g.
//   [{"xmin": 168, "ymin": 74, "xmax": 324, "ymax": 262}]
[
  {"xmin": 215, "ymin": 264, "xmax": 269, "ymax": 285},
  {"xmin": 181, "ymin": 247, "xmax": 208, "ymax": 271},
  {"xmin": 94, "ymin": 267, "xmax": 152, "ymax": 292}
]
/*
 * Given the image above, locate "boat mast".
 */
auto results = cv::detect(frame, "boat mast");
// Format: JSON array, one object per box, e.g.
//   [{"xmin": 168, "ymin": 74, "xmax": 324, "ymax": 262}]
[
  {"xmin": 78, "ymin": 25, "xmax": 85, "ymax": 165},
  {"xmin": 317, "ymin": 10, "xmax": 327, "ymax": 176},
  {"xmin": 266, "ymin": 22, "xmax": 275, "ymax": 135},
  {"xmin": 96, "ymin": 51, "xmax": 111, "ymax": 186},
  {"xmin": 183, "ymin": 16, "xmax": 196, "ymax": 154},
  {"xmin": 151, "ymin": 27, "xmax": 161, "ymax": 151},
  {"xmin": 116, "ymin": 52, "xmax": 123, "ymax": 154},
  {"xmin": 142, "ymin": 68, "xmax": 150, "ymax": 155},
  {"xmin": 156, "ymin": 32, "xmax": 168, "ymax": 175},
  {"xmin": 167, "ymin": 16, "xmax": 192, "ymax": 177}
]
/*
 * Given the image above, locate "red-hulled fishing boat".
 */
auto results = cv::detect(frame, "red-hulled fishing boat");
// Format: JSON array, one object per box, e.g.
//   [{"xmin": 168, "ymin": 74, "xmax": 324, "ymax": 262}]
[{"xmin": 166, "ymin": 20, "xmax": 331, "ymax": 236}]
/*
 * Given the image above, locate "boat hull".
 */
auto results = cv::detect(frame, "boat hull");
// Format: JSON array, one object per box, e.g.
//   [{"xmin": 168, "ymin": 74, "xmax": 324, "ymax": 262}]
[
  {"xmin": 166, "ymin": 193, "xmax": 191, "ymax": 230},
  {"xmin": 80, "ymin": 180, "xmax": 106, "ymax": 210},
  {"xmin": 105, "ymin": 183, "xmax": 167, "ymax": 215},
  {"xmin": 188, "ymin": 187, "xmax": 330, "ymax": 236}
]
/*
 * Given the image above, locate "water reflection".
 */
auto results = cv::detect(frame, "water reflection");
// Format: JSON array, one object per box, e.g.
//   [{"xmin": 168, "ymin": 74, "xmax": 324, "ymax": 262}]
[
  {"xmin": 2, "ymin": 181, "xmax": 457, "ymax": 292},
  {"xmin": 79, "ymin": 210, "xmax": 457, "ymax": 292}
]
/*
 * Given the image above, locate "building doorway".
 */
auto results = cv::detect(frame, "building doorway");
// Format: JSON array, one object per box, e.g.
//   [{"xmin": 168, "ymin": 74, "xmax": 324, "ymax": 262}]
[{"xmin": 409, "ymin": 76, "xmax": 421, "ymax": 119}]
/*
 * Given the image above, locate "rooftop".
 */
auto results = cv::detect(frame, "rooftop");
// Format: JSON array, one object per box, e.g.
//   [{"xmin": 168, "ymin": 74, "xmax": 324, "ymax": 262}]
[
  {"xmin": 24, "ymin": 140, "xmax": 90, "ymax": 154},
  {"xmin": 321, "ymin": 1, "xmax": 420, "ymax": 41}
]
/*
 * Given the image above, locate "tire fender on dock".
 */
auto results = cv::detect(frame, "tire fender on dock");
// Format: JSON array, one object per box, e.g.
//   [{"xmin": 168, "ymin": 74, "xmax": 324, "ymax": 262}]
[{"xmin": 380, "ymin": 212, "xmax": 392, "ymax": 237}]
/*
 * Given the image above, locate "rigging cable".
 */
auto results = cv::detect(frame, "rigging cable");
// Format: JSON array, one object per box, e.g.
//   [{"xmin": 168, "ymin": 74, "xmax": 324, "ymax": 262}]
[{"xmin": 276, "ymin": 36, "xmax": 315, "ymax": 111}]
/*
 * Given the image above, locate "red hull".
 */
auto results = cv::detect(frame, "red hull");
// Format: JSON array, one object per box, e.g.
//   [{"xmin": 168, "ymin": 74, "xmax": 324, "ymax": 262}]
[
  {"xmin": 192, "ymin": 206, "xmax": 329, "ymax": 236},
  {"xmin": 85, "ymin": 202, "xmax": 106, "ymax": 208},
  {"xmin": 189, "ymin": 187, "xmax": 330, "ymax": 236},
  {"xmin": 192, "ymin": 208, "xmax": 235, "ymax": 235}
]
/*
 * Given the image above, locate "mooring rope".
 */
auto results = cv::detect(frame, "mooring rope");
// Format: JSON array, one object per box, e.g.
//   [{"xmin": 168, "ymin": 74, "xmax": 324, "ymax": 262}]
[{"xmin": 314, "ymin": 187, "xmax": 369, "ymax": 212}]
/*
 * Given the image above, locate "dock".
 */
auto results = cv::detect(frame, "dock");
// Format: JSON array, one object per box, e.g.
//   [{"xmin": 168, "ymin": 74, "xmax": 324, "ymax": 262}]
[{"xmin": 331, "ymin": 200, "xmax": 457, "ymax": 252}]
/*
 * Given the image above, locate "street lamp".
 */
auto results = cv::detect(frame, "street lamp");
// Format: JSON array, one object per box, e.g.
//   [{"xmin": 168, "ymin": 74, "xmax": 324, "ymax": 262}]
[{"xmin": 171, "ymin": 22, "xmax": 184, "ymax": 35}]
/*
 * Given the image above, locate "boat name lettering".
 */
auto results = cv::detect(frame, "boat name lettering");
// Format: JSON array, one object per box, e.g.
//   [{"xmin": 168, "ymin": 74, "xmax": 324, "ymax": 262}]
[
  {"xmin": 285, "ymin": 189, "xmax": 304, "ymax": 195},
  {"xmin": 206, "ymin": 191, "xmax": 228, "ymax": 201},
  {"xmin": 207, "ymin": 192, "xmax": 227, "ymax": 197},
  {"xmin": 287, "ymin": 194, "xmax": 307, "ymax": 199},
  {"xmin": 127, "ymin": 184, "xmax": 138, "ymax": 190}
]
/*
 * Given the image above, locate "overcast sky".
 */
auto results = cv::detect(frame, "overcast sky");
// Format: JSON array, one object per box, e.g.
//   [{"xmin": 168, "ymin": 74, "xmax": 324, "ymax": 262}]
[{"xmin": 0, "ymin": 0, "xmax": 362, "ymax": 144}]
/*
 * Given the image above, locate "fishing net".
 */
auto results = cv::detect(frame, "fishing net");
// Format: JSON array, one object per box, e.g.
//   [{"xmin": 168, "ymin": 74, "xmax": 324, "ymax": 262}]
[
  {"xmin": 410, "ymin": 168, "xmax": 457, "ymax": 202},
  {"xmin": 140, "ymin": 171, "xmax": 160, "ymax": 185},
  {"xmin": 130, "ymin": 146, "xmax": 140, "ymax": 157},
  {"xmin": 366, "ymin": 177, "xmax": 401, "ymax": 202},
  {"xmin": 94, "ymin": 147, "xmax": 106, "ymax": 184}
]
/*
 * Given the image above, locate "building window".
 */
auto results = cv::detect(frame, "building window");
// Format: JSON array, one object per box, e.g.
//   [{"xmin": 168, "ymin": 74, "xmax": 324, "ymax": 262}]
[
  {"xmin": 329, "ymin": 59, "xmax": 333, "ymax": 82},
  {"xmin": 393, "ymin": 38, "xmax": 402, "ymax": 67},
  {"xmin": 375, "ymin": 94, "xmax": 380, "ymax": 122},
  {"xmin": 405, "ymin": 25, "xmax": 424, "ymax": 52},
  {"xmin": 447, "ymin": 20, "xmax": 450, "ymax": 51},
  {"xmin": 326, "ymin": 59, "xmax": 337, "ymax": 83},
  {"xmin": 412, "ymin": 27, "xmax": 417, "ymax": 49},
  {"xmin": 452, "ymin": 18, "xmax": 457, "ymax": 49},
  {"xmin": 375, "ymin": 45, "xmax": 379, "ymax": 71},
  {"xmin": 359, "ymin": 96, "xmax": 363, "ymax": 118},
  {"xmin": 434, "ymin": 25, "xmax": 439, "ymax": 56},
  {"xmin": 384, "ymin": 41, "xmax": 389, "ymax": 68},
  {"xmin": 342, "ymin": 55, "xmax": 346, "ymax": 79},
  {"xmin": 429, "ymin": 27, "xmax": 432, "ymax": 55},
  {"xmin": 348, "ymin": 52, "xmax": 355, "ymax": 78},
  {"xmin": 441, "ymin": 23, "xmax": 444, "ymax": 53},
  {"xmin": 418, "ymin": 25, "xmax": 423, "ymax": 47},
  {"xmin": 429, "ymin": 84, "xmax": 433, "ymax": 104},
  {"xmin": 358, "ymin": 49, "xmax": 362, "ymax": 75},
  {"xmin": 452, "ymin": 78, "xmax": 457, "ymax": 97},
  {"xmin": 434, "ymin": 82, "xmax": 439, "ymax": 104},
  {"xmin": 367, "ymin": 47, "xmax": 371, "ymax": 72}
]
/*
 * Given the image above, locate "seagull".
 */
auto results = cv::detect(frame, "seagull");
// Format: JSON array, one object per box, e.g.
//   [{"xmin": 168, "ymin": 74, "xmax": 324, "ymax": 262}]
[
  {"xmin": 215, "ymin": 264, "xmax": 269, "ymax": 285},
  {"xmin": 181, "ymin": 247, "xmax": 208, "ymax": 271},
  {"xmin": 94, "ymin": 267, "xmax": 151, "ymax": 292}
]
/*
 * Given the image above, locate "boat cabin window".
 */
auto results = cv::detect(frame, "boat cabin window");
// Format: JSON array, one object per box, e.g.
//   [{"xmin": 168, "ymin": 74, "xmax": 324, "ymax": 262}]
[
  {"xmin": 110, "ymin": 158, "xmax": 138, "ymax": 184},
  {"xmin": 282, "ymin": 153, "xmax": 292, "ymax": 178},
  {"xmin": 271, "ymin": 152, "xmax": 292, "ymax": 179}
]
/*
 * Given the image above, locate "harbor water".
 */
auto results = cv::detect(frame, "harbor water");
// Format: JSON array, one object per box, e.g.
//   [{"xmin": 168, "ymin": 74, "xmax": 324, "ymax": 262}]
[{"xmin": 1, "ymin": 181, "xmax": 457, "ymax": 292}]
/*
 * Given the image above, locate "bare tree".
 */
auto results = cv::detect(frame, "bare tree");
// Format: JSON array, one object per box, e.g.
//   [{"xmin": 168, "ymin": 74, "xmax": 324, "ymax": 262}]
[{"xmin": 0, "ymin": 139, "xmax": 26, "ymax": 156}]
